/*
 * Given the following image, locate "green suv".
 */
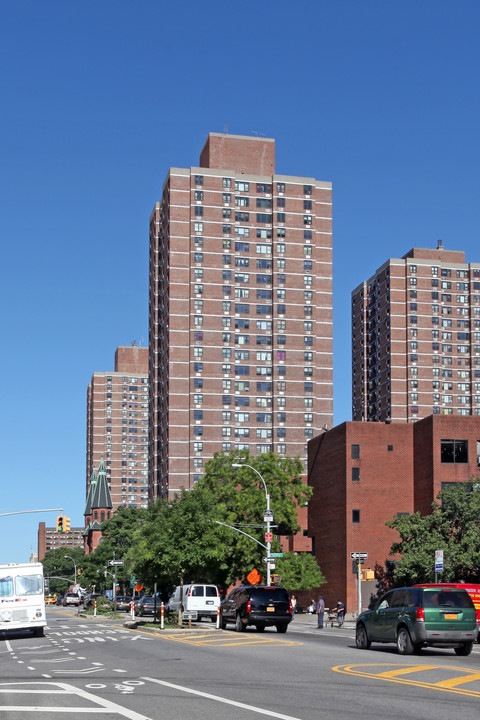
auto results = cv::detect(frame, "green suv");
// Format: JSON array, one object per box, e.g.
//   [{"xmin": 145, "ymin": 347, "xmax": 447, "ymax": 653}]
[{"xmin": 356, "ymin": 586, "xmax": 477, "ymax": 656}]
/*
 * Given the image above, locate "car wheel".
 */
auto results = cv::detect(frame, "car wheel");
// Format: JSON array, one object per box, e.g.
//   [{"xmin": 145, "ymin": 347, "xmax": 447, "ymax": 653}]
[
  {"xmin": 396, "ymin": 627, "xmax": 414, "ymax": 655},
  {"xmin": 355, "ymin": 623, "xmax": 371, "ymax": 650},
  {"xmin": 33, "ymin": 627, "xmax": 44, "ymax": 637},
  {"xmin": 210, "ymin": 616, "xmax": 217, "ymax": 623},
  {"xmin": 276, "ymin": 623, "xmax": 288, "ymax": 633},
  {"xmin": 255, "ymin": 624, "xmax": 266, "ymax": 632},
  {"xmin": 235, "ymin": 614, "xmax": 243, "ymax": 632},
  {"xmin": 454, "ymin": 642, "xmax": 473, "ymax": 656},
  {"xmin": 219, "ymin": 613, "xmax": 227, "ymax": 630}
]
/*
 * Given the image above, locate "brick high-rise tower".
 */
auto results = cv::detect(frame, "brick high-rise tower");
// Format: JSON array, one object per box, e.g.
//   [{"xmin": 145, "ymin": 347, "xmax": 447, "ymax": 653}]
[
  {"xmin": 352, "ymin": 243, "xmax": 480, "ymax": 422},
  {"xmin": 86, "ymin": 345, "xmax": 149, "ymax": 510},
  {"xmin": 149, "ymin": 132, "xmax": 333, "ymax": 500}
]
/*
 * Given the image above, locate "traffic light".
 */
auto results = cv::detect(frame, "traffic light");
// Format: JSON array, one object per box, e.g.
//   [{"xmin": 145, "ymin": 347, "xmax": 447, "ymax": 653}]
[
  {"xmin": 62, "ymin": 516, "xmax": 71, "ymax": 532},
  {"xmin": 56, "ymin": 515, "xmax": 64, "ymax": 532},
  {"xmin": 361, "ymin": 569, "xmax": 375, "ymax": 582}
]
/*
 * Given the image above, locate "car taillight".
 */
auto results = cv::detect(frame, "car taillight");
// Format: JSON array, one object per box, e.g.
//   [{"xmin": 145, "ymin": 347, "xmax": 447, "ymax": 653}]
[
  {"xmin": 246, "ymin": 600, "xmax": 251, "ymax": 613},
  {"xmin": 289, "ymin": 600, "xmax": 293, "ymax": 615},
  {"xmin": 416, "ymin": 607, "xmax": 425, "ymax": 622}
]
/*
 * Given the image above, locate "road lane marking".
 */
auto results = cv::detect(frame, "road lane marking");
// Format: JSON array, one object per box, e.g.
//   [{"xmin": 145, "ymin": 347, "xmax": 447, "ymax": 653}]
[
  {"xmin": 0, "ymin": 680, "xmax": 152, "ymax": 719},
  {"xmin": 378, "ymin": 665, "xmax": 439, "ymax": 677},
  {"xmin": 334, "ymin": 663, "xmax": 480, "ymax": 698},
  {"xmin": 434, "ymin": 671, "xmax": 480, "ymax": 689},
  {"xmin": 143, "ymin": 676, "xmax": 302, "ymax": 720}
]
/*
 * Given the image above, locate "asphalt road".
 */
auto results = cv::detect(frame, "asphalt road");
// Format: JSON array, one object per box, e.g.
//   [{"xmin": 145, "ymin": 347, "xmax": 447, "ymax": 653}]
[{"xmin": 1, "ymin": 607, "xmax": 480, "ymax": 719}]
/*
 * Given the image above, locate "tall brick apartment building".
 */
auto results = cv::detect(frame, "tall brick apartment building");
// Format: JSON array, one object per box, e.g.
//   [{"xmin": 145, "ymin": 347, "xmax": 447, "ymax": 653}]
[
  {"xmin": 352, "ymin": 243, "xmax": 480, "ymax": 422},
  {"xmin": 308, "ymin": 415, "xmax": 480, "ymax": 612},
  {"xmin": 37, "ymin": 522, "xmax": 84, "ymax": 561},
  {"xmin": 149, "ymin": 132, "xmax": 333, "ymax": 501},
  {"xmin": 86, "ymin": 345, "xmax": 149, "ymax": 511}
]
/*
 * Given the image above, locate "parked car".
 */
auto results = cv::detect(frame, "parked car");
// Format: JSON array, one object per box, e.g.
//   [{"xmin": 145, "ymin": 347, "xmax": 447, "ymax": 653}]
[
  {"xmin": 83, "ymin": 592, "xmax": 103, "ymax": 608},
  {"xmin": 415, "ymin": 583, "xmax": 480, "ymax": 640},
  {"xmin": 63, "ymin": 592, "xmax": 81, "ymax": 607},
  {"xmin": 135, "ymin": 596, "xmax": 158, "ymax": 617},
  {"xmin": 115, "ymin": 596, "xmax": 133, "ymax": 612},
  {"xmin": 167, "ymin": 583, "xmax": 220, "ymax": 621},
  {"xmin": 220, "ymin": 585, "xmax": 292, "ymax": 633},
  {"xmin": 355, "ymin": 586, "xmax": 477, "ymax": 655}
]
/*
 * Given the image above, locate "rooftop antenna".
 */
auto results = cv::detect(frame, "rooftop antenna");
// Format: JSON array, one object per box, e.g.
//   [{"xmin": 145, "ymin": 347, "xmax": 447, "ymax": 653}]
[
  {"xmin": 437, "ymin": 239, "xmax": 444, "ymax": 249},
  {"xmin": 223, "ymin": 125, "xmax": 228, "ymax": 134},
  {"xmin": 250, "ymin": 130, "xmax": 266, "ymax": 137}
]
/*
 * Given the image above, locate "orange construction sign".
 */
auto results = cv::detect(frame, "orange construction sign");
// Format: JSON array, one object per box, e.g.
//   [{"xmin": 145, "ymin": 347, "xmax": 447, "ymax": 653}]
[{"xmin": 247, "ymin": 568, "xmax": 262, "ymax": 585}]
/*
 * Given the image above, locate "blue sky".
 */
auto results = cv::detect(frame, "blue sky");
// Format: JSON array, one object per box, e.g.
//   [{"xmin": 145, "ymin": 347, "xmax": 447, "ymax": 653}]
[{"xmin": 1, "ymin": 1, "xmax": 480, "ymax": 562}]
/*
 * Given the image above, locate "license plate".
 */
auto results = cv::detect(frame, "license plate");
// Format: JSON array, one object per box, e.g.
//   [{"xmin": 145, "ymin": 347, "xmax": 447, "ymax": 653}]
[
  {"xmin": 267, "ymin": 606, "xmax": 275, "ymax": 612},
  {"xmin": 445, "ymin": 613, "xmax": 458, "ymax": 620}
]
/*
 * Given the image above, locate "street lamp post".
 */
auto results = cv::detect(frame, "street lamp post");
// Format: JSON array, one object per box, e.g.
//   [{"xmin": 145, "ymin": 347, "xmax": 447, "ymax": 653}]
[
  {"xmin": 232, "ymin": 462, "xmax": 272, "ymax": 586},
  {"xmin": 64, "ymin": 555, "xmax": 77, "ymax": 585}
]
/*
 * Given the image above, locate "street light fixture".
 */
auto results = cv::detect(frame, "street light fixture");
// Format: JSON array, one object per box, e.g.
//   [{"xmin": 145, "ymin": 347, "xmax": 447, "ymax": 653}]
[
  {"xmin": 64, "ymin": 555, "xmax": 77, "ymax": 585},
  {"xmin": 232, "ymin": 462, "xmax": 272, "ymax": 586}
]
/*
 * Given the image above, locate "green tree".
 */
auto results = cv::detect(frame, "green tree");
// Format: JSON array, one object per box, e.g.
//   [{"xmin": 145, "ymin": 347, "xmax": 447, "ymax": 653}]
[
  {"xmin": 42, "ymin": 547, "xmax": 85, "ymax": 594},
  {"xmin": 90, "ymin": 506, "xmax": 147, "ymax": 591},
  {"xmin": 129, "ymin": 450, "xmax": 312, "ymax": 591},
  {"xmin": 275, "ymin": 552, "xmax": 326, "ymax": 593},
  {"xmin": 387, "ymin": 480, "xmax": 480, "ymax": 586}
]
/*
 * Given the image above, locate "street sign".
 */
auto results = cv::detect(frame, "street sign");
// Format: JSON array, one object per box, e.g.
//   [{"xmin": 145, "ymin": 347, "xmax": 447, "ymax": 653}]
[
  {"xmin": 265, "ymin": 532, "xmax": 273, "ymax": 543},
  {"xmin": 350, "ymin": 552, "xmax": 368, "ymax": 559},
  {"xmin": 109, "ymin": 560, "xmax": 124, "ymax": 566},
  {"xmin": 267, "ymin": 563, "xmax": 276, "ymax": 570},
  {"xmin": 435, "ymin": 549, "xmax": 444, "ymax": 572},
  {"xmin": 182, "ymin": 611, "xmax": 198, "ymax": 621},
  {"xmin": 270, "ymin": 553, "xmax": 283, "ymax": 558},
  {"xmin": 264, "ymin": 510, "xmax": 274, "ymax": 522}
]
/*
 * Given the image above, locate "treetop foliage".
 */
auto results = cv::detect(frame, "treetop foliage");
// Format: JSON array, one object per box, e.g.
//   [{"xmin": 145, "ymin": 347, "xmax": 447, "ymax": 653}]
[{"xmin": 387, "ymin": 479, "xmax": 480, "ymax": 586}]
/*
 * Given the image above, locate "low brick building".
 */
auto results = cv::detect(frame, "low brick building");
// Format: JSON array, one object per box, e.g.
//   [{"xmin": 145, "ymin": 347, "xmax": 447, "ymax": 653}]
[{"xmin": 308, "ymin": 415, "xmax": 480, "ymax": 613}]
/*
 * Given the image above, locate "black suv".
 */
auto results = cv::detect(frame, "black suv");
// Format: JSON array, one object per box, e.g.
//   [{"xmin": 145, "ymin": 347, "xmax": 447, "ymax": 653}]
[{"xmin": 220, "ymin": 585, "xmax": 292, "ymax": 633}]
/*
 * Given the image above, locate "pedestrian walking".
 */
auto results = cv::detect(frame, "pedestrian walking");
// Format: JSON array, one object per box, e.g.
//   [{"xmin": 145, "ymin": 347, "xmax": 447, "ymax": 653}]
[
  {"xmin": 316, "ymin": 595, "xmax": 325, "ymax": 629},
  {"xmin": 336, "ymin": 599, "xmax": 345, "ymax": 626},
  {"xmin": 291, "ymin": 595, "xmax": 297, "ymax": 618}
]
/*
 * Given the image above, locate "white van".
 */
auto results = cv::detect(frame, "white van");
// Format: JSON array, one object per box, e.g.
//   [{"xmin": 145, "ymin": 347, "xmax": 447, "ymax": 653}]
[{"xmin": 167, "ymin": 584, "xmax": 220, "ymax": 621}]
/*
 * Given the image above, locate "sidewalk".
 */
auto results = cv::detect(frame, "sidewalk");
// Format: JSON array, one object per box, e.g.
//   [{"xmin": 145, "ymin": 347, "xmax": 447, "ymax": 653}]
[{"xmin": 291, "ymin": 612, "xmax": 355, "ymax": 629}]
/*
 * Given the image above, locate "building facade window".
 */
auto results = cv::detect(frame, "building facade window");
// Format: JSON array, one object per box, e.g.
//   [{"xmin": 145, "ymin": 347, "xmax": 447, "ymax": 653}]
[{"xmin": 440, "ymin": 438, "xmax": 468, "ymax": 463}]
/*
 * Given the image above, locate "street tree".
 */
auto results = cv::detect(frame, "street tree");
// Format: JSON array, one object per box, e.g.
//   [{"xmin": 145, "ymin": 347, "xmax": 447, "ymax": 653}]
[
  {"xmin": 386, "ymin": 479, "xmax": 480, "ymax": 586},
  {"xmin": 275, "ymin": 552, "xmax": 326, "ymax": 593},
  {"xmin": 42, "ymin": 547, "xmax": 86, "ymax": 594},
  {"xmin": 91, "ymin": 506, "xmax": 147, "ymax": 587},
  {"xmin": 129, "ymin": 450, "xmax": 312, "ymax": 590}
]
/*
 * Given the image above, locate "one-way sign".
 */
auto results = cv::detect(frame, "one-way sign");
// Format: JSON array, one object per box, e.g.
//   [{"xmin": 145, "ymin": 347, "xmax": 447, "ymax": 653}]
[
  {"xmin": 109, "ymin": 560, "xmax": 124, "ymax": 566},
  {"xmin": 350, "ymin": 552, "xmax": 368, "ymax": 559}
]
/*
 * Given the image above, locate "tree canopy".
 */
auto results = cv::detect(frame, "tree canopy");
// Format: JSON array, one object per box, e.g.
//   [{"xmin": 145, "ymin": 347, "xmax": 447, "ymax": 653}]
[
  {"xmin": 387, "ymin": 480, "xmax": 480, "ymax": 586},
  {"xmin": 42, "ymin": 451, "xmax": 321, "ymax": 597},
  {"xmin": 275, "ymin": 552, "xmax": 325, "ymax": 592},
  {"xmin": 128, "ymin": 450, "xmax": 313, "ymax": 591}
]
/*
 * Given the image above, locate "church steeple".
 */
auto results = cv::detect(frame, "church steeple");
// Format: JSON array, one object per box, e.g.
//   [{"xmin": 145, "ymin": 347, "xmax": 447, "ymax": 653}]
[{"xmin": 83, "ymin": 457, "xmax": 113, "ymax": 554}]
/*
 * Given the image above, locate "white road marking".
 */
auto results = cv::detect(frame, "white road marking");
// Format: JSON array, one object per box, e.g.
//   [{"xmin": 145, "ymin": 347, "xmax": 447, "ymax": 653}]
[
  {"xmin": 143, "ymin": 677, "xmax": 303, "ymax": 720},
  {"xmin": 53, "ymin": 666, "xmax": 103, "ymax": 675},
  {"xmin": 0, "ymin": 680, "xmax": 152, "ymax": 719}
]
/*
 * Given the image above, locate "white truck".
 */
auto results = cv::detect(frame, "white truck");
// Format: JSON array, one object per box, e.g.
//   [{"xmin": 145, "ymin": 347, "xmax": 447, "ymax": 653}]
[{"xmin": 0, "ymin": 562, "xmax": 46, "ymax": 636}]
